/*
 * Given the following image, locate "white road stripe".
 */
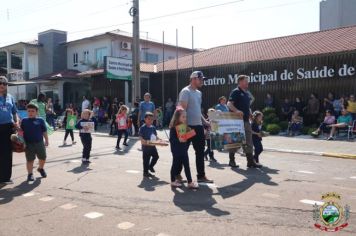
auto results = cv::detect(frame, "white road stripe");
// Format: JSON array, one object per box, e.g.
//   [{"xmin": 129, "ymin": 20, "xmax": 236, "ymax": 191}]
[
  {"xmin": 332, "ymin": 177, "xmax": 346, "ymax": 180},
  {"xmin": 84, "ymin": 212, "xmax": 104, "ymax": 219},
  {"xmin": 39, "ymin": 196, "xmax": 54, "ymax": 202},
  {"xmin": 70, "ymin": 160, "xmax": 81, "ymax": 163},
  {"xmin": 350, "ymin": 176, "xmax": 356, "ymax": 179},
  {"xmin": 300, "ymin": 199, "xmax": 324, "ymax": 205},
  {"xmin": 297, "ymin": 171, "xmax": 315, "ymax": 174},
  {"xmin": 22, "ymin": 192, "xmax": 38, "ymax": 197},
  {"xmin": 126, "ymin": 170, "xmax": 141, "ymax": 174},
  {"xmin": 59, "ymin": 203, "xmax": 78, "ymax": 210},
  {"xmin": 117, "ymin": 222, "xmax": 135, "ymax": 230}
]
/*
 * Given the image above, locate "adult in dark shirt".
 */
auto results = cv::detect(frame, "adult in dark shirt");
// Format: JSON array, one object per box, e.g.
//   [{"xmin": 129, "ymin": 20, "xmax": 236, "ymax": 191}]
[
  {"xmin": 264, "ymin": 93, "xmax": 274, "ymax": 108},
  {"xmin": 293, "ymin": 97, "xmax": 304, "ymax": 115},
  {"xmin": 281, "ymin": 98, "xmax": 293, "ymax": 121},
  {"xmin": 227, "ymin": 75, "xmax": 262, "ymax": 168},
  {"xmin": 323, "ymin": 92, "xmax": 334, "ymax": 112}
]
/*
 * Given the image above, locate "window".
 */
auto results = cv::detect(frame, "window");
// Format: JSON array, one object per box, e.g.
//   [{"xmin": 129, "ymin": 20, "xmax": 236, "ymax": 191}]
[
  {"xmin": 83, "ymin": 50, "xmax": 89, "ymax": 63},
  {"xmin": 73, "ymin": 53, "xmax": 78, "ymax": 66},
  {"xmin": 146, "ymin": 53, "xmax": 159, "ymax": 63},
  {"xmin": 95, "ymin": 47, "xmax": 107, "ymax": 67}
]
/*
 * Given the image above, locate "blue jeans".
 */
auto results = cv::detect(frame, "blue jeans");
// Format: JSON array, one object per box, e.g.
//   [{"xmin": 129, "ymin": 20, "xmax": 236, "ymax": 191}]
[{"xmin": 253, "ymin": 140, "xmax": 263, "ymax": 163}]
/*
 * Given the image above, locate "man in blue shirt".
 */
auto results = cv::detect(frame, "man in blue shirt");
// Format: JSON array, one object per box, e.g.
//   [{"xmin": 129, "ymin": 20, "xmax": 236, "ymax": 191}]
[
  {"xmin": 227, "ymin": 75, "xmax": 262, "ymax": 168},
  {"xmin": 138, "ymin": 93, "xmax": 156, "ymax": 127},
  {"xmin": 0, "ymin": 76, "xmax": 19, "ymax": 184}
]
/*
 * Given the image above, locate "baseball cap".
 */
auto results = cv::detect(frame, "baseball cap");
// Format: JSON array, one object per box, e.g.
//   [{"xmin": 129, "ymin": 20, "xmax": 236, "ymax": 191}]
[
  {"xmin": 190, "ymin": 71, "xmax": 207, "ymax": 80},
  {"xmin": 0, "ymin": 76, "xmax": 8, "ymax": 83}
]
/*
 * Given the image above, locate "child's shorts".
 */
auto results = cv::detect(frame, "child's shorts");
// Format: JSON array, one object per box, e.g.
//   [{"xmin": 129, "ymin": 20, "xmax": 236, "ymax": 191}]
[{"xmin": 25, "ymin": 141, "xmax": 47, "ymax": 162}]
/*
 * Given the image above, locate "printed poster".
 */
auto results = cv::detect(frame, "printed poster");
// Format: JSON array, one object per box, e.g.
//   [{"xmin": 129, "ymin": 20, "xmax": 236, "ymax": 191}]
[
  {"xmin": 80, "ymin": 122, "xmax": 95, "ymax": 133},
  {"xmin": 66, "ymin": 115, "xmax": 77, "ymax": 130},
  {"xmin": 208, "ymin": 111, "xmax": 246, "ymax": 150}
]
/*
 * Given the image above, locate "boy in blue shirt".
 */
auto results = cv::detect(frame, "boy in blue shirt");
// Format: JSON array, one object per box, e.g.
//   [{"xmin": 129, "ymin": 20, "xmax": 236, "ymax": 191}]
[
  {"xmin": 21, "ymin": 104, "xmax": 49, "ymax": 181},
  {"xmin": 139, "ymin": 112, "xmax": 161, "ymax": 178}
]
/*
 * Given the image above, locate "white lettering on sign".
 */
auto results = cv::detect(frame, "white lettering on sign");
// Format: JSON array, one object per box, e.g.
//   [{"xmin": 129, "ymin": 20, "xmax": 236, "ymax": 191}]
[{"xmin": 204, "ymin": 64, "xmax": 355, "ymax": 86}]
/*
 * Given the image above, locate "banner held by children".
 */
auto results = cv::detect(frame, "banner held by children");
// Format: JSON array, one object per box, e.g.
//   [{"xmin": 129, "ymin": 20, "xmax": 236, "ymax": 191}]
[{"xmin": 208, "ymin": 111, "xmax": 246, "ymax": 150}]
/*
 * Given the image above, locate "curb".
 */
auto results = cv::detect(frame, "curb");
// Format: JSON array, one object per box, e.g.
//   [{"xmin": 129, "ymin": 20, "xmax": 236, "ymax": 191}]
[{"xmin": 265, "ymin": 148, "xmax": 356, "ymax": 160}]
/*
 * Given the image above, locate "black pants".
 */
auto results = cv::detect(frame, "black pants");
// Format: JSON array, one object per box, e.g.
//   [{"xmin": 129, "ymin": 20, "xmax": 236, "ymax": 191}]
[
  {"xmin": 80, "ymin": 135, "xmax": 92, "ymax": 160},
  {"xmin": 142, "ymin": 147, "xmax": 159, "ymax": 174},
  {"xmin": 117, "ymin": 129, "xmax": 128, "ymax": 147},
  {"xmin": 171, "ymin": 153, "xmax": 192, "ymax": 183},
  {"xmin": 187, "ymin": 125, "xmax": 205, "ymax": 179},
  {"xmin": 253, "ymin": 140, "xmax": 263, "ymax": 163},
  {"xmin": 110, "ymin": 119, "xmax": 117, "ymax": 135},
  {"xmin": 319, "ymin": 122, "xmax": 331, "ymax": 133},
  {"xmin": 0, "ymin": 123, "xmax": 13, "ymax": 182},
  {"xmin": 204, "ymin": 139, "xmax": 214, "ymax": 158},
  {"xmin": 132, "ymin": 117, "xmax": 138, "ymax": 136},
  {"xmin": 64, "ymin": 129, "xmax": 74, "ymax": 142}
]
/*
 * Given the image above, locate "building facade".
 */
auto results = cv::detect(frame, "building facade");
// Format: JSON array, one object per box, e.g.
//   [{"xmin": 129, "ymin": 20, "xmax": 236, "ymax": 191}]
[{"xmin": 320, "ymin": 0, "xmax": 356, "ymax": 30}]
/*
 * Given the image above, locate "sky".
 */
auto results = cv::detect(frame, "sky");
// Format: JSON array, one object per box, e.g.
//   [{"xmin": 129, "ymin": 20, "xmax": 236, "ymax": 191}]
[{"xmin": 0, "ymin": 0, "xmax": 321, "ymax": 49}]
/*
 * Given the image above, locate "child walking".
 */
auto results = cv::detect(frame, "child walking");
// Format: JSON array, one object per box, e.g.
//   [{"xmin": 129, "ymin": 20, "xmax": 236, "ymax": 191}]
[
  {"xmin": 169, "ymin": 108, "xmax": 199, "ymax": 189},
  {"xmin": 21, "ymin": 104, "xmax": 49, "ymax": 181},
  {"xmin": 251, "ymin": 111, "xmax": 264, "ymax": 165},
  {"xmin": 139, "ymin": 112, "xmax": 160, "ymax": 178},
  {"xmin": 63, "ymin": 108, "xmax": 77, "ymax": 145},
  {"xmin": 75, "ymin": 109, "xmax": 94, "ymax": 164},
  {"xmin": 116, "ymin": 105, "xmax": 129, "ymax": 150},
  {"xmin": 203, "ymin": 108, "xmax": 216, "ymax": 162}
]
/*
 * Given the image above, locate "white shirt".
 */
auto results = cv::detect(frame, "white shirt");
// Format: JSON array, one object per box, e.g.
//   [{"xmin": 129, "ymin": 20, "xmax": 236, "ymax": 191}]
[{"xmin": 82, "ymin": 99, "xmax": 90, "ymax": 111}]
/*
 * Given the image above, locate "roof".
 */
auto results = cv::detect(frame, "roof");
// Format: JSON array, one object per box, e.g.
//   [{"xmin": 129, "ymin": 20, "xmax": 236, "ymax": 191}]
[
  {"xmin": 65, "ymin": 29, "xmax": 192, "ymax": 51},
  {"xmin": 0, "ymin": 40, "xmax": 42, "ymax": 50},
  {"xmin": 156, "ymin": 25, "xmax": 356, "ymax": 72},
  {"xmin": 31, "ymin": 69, "xmax": 80, "ymax": 80}
]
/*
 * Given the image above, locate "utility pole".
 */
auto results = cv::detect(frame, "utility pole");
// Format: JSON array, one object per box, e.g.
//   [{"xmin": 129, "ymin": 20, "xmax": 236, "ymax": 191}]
[{"xmin": 130, "ymin": 0, "xmax": 140, "ymax": 104}]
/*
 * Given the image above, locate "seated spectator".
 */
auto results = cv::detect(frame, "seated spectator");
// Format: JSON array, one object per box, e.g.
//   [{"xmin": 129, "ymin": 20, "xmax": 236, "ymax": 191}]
[
  {"xmin": 289, "ymin": 110, "xmax": 303, "ymax": 136},
  {"xmin": 311, "ymin": 110, "xmax": 335, "ymax": 136},
  {"xmin": 281, "ymin": 98, "xmax": 293, "ymax": 121},
  {"xmin": 327, "ymin": 109, "xmax": 353, "ymax": 140},
  {"xmin": 264, "ymin": 93, "xmax": 274, "ymax": 108},
  {"xmin": 346, "ymin": 94, "xmax": 356, "ymax": 121}
]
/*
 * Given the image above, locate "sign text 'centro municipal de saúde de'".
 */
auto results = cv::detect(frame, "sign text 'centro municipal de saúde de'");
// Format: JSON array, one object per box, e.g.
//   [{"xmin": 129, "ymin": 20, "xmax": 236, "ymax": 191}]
[
  {"xmin": 105, "ymin": 56, "xmax": 132, "ymax": 81},
  {"xmin": 204, "ymin": 64, "xmax": 356, "ymax": 86}
]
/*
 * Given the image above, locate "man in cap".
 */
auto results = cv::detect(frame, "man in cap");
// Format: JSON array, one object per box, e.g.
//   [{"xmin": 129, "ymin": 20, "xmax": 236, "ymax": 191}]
[
  {"xmin": 178, "ymin": 71, "xmax": 213, "ymax": 183},
  {"xmin": 227, "ymin": 75, "xmax": 262, "ymax": 168}
]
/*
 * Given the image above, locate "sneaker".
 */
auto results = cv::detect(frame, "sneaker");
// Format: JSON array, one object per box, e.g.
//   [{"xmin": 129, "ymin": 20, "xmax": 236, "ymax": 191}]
[
  {"xmin": 116, "ymin": 146, "xmax": 122, "ymax": 150},
  {"xmin": 197, "ymin": 176, "xmax": 214, "ymax": 183},
  {"xmin": 229, "ymin": 160, "xmax": 239, "ymax": 168},
  {"xmin": 149, "ymin": 166, "xmax": 155, "ymax": 173},
  {"xmin": 27, "ymin": 173, "xmax": 34, "ymax": 182},
  {"xmin": 188, "ymin": 182, "xmax": 199, "ymax": 189},
  {"xmin": 37, "ymin": 168, "xmax": 47, "ymax": 178},
  {"xmin": 63, "ymin": 141, "xmax": 67, "ymax": 145},
  {"xmin": 143, "ymin": 173, "xmax": 154, "ymax": 178},
  {"xmin": 72, "ymin": 141, "xmax": 77, "ymax": 145},
  {"xmin": 171, "ymin": 181, "xmax": 182, "ymax": 188},
  {"xmin": 123, "ymin": 142, "xmax": 129, "ymax": 146},
  {"xmin": 209, "ymin": 157, "xmax": 217, "ymax": 162},
  {"xmin": 327, "ymin": 136, "xmax": 334, "ymax": 141}
]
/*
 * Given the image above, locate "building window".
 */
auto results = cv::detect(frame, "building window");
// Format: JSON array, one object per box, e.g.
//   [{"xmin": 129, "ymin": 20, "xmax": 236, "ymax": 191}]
[
  {"xmin": 73, "ymin": 53, "xmax": 78, "ymax": 67},
  {"xmin": 83, "ymin": 50, "xmax": 89, "ymax": 63},
  {"xmin": 146, "ymin": 53, "xmax": 159, "ymax": 63},
  {"xmin": 95, "ymin": 47, "xmax": 107, "ymax": 67}
]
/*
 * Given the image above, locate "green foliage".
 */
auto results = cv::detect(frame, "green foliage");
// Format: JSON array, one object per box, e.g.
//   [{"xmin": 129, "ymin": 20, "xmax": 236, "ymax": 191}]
[
  {"xmin": 266, "ymin": 124, "xmax": 281, "ymax": 135},
  {"xmin": 279, "ymin": 121, "xmax": 289, "ymax": 131},
  {"xmin": 262, "ymin": 107, "xmax": 276, "ymax": 116}
]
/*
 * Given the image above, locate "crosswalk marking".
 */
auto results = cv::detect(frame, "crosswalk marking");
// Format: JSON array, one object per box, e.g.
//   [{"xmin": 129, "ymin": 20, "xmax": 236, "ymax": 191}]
[
  {"xmin": 300, "ymin": 199, "xmax": 324, "ymax": 205},
  {"xmin": 22, "ymin": 192, "xmax": 38, "ymax": 197},
  {"xmin": 59, "ymin": 203, "xmax": 78, "ymax": 210},
  {"xmin": 117, "ymin": 222, "xmax": 135, "ymax": 230},
  {"xmin": 39, "ymin": 196, "xmax": 54, "ymax": 202},
  {"xmin": 84, "ymin": 212, "xmax": 104, "ymax": 219},
  {"xmin": 126, "ymin": 170, "xmax": 141, "ymax": 174},
  {"xmin": 297, "ymin": 170, "xmax": 315, "ymax": 174}
]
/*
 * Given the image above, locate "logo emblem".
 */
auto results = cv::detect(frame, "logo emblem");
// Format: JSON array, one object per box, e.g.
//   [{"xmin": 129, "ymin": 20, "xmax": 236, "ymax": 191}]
[{"xmin": 313, "ymin": 192, "xmax": 350, "ymax": 232}]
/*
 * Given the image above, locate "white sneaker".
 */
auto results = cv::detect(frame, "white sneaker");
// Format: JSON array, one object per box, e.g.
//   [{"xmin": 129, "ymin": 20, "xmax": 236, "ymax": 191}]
[
  {"xmin": 72, "ymin": 141, "xmax": 77, "ymax": 145},
  {"xmin": 63, "ymin": 141, "xmax": 67, "ymax": 145},
  {"xmin": 171, "ymin": 181, "xmax": 182, "ymax": 187}
]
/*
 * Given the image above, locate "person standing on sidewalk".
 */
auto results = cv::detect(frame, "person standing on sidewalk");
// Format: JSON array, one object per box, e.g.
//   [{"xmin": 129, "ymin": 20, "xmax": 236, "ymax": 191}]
[
  {"xmin": 178, "ymin": 71, "xmax": 213, "ymax": 183},
  {"xmin": 0, "ymin": 76, "xmax": 19, "ymax": 184},
  {"xmin": 138, "ymin": 93, "xmax": 156, "ymax": 127},
  {"xmin": 227, "ymin": 75, "xmax": 262, "ymax": 168}
]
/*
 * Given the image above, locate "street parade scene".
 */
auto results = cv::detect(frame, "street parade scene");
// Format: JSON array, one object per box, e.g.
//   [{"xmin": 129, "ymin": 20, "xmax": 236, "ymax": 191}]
[{"xmin": 1, "ymin": 0, "xmax": 356, "ymax": 235}]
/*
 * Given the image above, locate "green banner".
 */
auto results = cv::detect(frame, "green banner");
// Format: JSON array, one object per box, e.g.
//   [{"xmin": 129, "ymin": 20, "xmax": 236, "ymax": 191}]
[{"xmin": 66, "ymin": 115, "xmax": 77, "ymax": 130}]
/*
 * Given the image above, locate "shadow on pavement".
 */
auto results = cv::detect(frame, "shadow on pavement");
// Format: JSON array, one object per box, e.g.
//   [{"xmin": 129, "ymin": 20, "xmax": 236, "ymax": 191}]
[
  {"xmin": 138, "ymin": 177, "xmax": 169, "ymax": 192},
  {"xmin": 217, "ymin": 166, "xmax": 279, "ymax": 199},
  {"xmin": 115, "ymin": 139, "xmax": 139, "ymax": 155},
  {"xmin": 0, "ymin": 179, "xmax": 41, "ymax": 205},
  {"xmin": 172, "ymin": 185, "xmax": 230, "ymax": 217},
  {"xmin": 207, "ymin": 160, "xmax": 230, "ymax": 170},
  {"xmin": 67, "ymin": 163, "xmax": 93, "ymax": 174}
]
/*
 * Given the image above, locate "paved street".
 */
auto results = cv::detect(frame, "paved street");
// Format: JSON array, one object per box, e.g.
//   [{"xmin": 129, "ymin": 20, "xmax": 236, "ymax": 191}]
[{"xmin": 1, "ymin": 131, "xmax": 356, "ymax": 236}]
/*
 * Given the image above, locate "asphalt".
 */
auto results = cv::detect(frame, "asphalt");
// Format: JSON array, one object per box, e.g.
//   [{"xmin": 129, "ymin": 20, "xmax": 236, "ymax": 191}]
[{"xmin": 0, "ymin": 131, "xmax": 355, "ymax": 236}]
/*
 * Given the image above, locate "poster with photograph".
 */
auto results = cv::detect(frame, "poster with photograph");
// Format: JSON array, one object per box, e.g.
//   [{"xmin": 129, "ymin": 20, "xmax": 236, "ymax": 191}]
[
  {"xmin": 208, "ymin": 111, "xmax": 246, "ymax": 150},
  {"xmin": 80, "ymin": 122, "xmax": 95, "ymax": 133}
]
